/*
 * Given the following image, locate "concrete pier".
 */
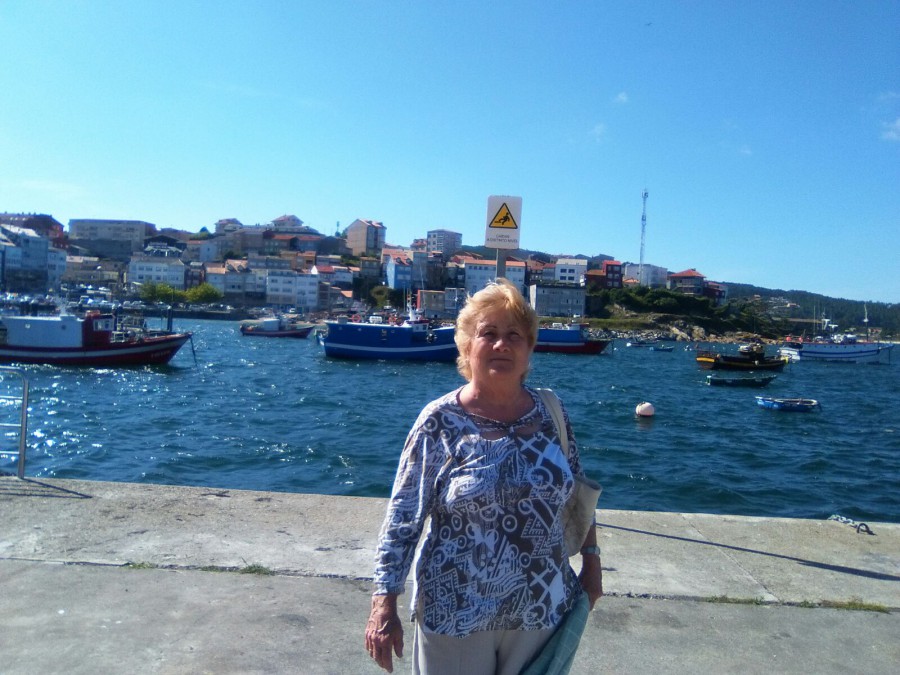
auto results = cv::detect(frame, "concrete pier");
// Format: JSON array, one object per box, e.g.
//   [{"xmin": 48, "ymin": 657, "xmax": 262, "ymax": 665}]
[{"xmin": 1, "ymin": 477, "xmax": 898, "ymax": 674}]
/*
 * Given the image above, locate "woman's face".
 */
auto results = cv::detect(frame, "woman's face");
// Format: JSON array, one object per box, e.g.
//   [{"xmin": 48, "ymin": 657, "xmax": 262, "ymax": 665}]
[{"xmin": 466, "ymin": 309, "xmax": 532, "ymax": 385}]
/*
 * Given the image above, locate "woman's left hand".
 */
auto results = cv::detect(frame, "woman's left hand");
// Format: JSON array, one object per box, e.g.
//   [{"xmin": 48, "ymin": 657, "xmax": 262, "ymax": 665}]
[{"xmin": 579, "ymin": 554, "xmax": 603, "ymax": 609}]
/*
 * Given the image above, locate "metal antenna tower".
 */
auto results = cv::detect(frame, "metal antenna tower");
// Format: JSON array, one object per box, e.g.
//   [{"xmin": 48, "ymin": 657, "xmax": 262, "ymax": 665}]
[{"xmin": 639, "ymin": 189, "xmax": 648, "ymax": 286}]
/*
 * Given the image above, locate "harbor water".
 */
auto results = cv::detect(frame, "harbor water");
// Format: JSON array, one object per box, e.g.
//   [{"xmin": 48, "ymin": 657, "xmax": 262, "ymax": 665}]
[{"xmin": 2, "ymin": 319, "xmax": 898, "ymax": 523}]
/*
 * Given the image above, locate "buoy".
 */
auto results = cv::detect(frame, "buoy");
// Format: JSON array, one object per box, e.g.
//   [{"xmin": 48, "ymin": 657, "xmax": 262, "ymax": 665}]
[{"xmin": 635, "ymin": 401, "xmax": 655, "ymax": 417}]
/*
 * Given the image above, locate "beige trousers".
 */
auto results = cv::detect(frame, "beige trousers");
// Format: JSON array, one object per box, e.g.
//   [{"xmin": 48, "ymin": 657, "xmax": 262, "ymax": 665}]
[{"xmin": 412, "ymin": 616, "xmax": 554, "ymax": 675}]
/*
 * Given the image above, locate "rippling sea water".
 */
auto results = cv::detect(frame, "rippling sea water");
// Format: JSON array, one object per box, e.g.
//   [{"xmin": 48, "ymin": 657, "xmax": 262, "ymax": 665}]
[{"xmin": 3, "ymin": 319, "xmax": 898, "ymax": 523}]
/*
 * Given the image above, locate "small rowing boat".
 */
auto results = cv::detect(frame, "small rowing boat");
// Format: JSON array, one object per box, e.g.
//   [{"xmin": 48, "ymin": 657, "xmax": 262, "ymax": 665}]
[
  {"xmin": 706, "ymin": 374, "xmax": 776, "ymax": 388},
  {"xmin": 755, "ymin": 396, "xmax": 820, "ymax": 412}
]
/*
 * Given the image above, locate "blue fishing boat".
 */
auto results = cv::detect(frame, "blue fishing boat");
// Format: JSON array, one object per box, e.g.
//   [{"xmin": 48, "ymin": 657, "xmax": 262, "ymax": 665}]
[
  {"xmin": 755, "ymin": 396, "xmax": 820, "ymax": 412},
  {"xmin": 316, "ymin": 312, "xmax": 457, "ymax": 361}
]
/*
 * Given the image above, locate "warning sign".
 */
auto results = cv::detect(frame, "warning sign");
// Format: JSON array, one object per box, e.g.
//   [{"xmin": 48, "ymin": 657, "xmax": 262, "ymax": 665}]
[
  {"xmin": 485, "ymin": 195, "xmax": 522, "ymax": 249},
  {"xmin": 489, "ymin": 203, "xmax": 518, "ymax": 229}
]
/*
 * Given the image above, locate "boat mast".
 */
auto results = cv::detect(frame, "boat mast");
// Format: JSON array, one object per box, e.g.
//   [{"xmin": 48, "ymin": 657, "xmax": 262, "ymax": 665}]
[{"xmin": 639, "ymin": 189, "xmax": 648, "ymax": 286}]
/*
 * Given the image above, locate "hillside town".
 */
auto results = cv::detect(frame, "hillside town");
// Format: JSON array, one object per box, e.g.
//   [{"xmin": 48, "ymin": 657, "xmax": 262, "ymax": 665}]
[{"xmin": 0, "ymin": 212, "xmax": 728, "ymax": 318}]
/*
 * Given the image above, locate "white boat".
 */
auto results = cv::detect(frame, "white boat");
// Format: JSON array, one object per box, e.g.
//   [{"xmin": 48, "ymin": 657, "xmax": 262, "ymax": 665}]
[
  {"xmin": 778, "ymin": 335, "xmax": 893, "ymax": 364},
  {"xmin": 779, "ymin": 309, "xmax": 894, "ymax": 364}
]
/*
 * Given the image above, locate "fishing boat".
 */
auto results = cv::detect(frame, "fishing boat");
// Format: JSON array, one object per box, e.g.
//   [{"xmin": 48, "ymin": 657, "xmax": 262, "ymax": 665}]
[
  {"xmin": 648, "ymin": 343, "xmax": 674, "ymax": 352},
  {"xmin": 778, "ymin": 335, "xmax": 893, "ymax": 364},
  {"xmin": 706, "ymin": 374, "xmax": 777, "ymax": 387},
  {"xmin": 696, "ymin": 342, "xmax": 788, "ymax": 371},
  {"xmin": 534, "ymin": 323, "xmax": 610, "ymax": 355},
  {"xmin": 778, "ymin": 309, "xmax": 894, "ymax": 364},
  {"xmin": 755, "ymin": 396, "xmax": 820, "ymax": 412},
  {"xmin": 316, "ymin": 311, "xmax": 457, "ymax": 361},
  {"xmin": 0, "ymin": 311, "xmax": 192, "ymax": 366},
  {"xmin": 239, "ymin": 316, "xmax": 315, "ymax": 338}
]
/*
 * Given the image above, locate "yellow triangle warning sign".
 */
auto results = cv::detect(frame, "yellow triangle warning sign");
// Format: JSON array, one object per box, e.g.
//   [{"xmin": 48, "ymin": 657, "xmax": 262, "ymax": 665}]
[{"xmin": 489, "ymin": 203, "xmax": 518, "ymax": 229}]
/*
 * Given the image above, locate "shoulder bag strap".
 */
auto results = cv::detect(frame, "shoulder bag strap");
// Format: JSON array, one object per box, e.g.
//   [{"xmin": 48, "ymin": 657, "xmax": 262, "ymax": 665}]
[{"xmin": 536, "ymin": 388, "xmax": 569, "ymax": 459}]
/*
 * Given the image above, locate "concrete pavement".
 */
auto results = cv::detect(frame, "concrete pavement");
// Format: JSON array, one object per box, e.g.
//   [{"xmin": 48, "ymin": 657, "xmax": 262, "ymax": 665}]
[{"xmin": 1, "ymin": 477, "xmax": 898, "ymax": 674}]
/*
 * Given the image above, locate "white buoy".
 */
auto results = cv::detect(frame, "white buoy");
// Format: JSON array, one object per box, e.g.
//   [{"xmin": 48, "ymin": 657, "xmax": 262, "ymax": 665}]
[{"xmin": 635, "ymin": 401, "xmax": 655, "ymax": 417}]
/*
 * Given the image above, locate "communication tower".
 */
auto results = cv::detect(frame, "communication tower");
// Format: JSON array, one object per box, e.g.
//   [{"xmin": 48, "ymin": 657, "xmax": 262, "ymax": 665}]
[{"xmin": 639, "ymin": 189, "xmax": 648, "ymax": 286}]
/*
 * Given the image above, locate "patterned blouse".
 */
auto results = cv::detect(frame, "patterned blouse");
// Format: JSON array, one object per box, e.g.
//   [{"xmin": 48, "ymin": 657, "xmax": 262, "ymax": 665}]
[{"xmin": 373, "ymin": 386, "xmax": 584, "ymax": 637}]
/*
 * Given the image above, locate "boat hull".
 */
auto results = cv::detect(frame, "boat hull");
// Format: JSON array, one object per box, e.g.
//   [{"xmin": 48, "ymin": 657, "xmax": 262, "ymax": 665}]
[
  {"xmin": 240, "ymin": 325, "xmax": 314, "ymax": 338},
  {"xmin": 778, "ymin": 341, "xmax": 894, "ymax": 364},
  {"xmin": 756, "ymin": 396, "xmax": 819, "ymax": 412},
  {"xmin": 706, "ymin": 374, "xmax": 776, "ymax": 387},
  {"xmin": 696, "ymin": 351, "xmax": 788, "ymax": 371},
  {"xmin": 0, "ymin": 333, "xmax": 192, "ymax": 367},
  {"xmin": 534, "ymin": 325, "xmax": 609, "ymax": 355},
  {"xmin": 534, "ymin": 339, "xmax": 609, "ymax": 355},
  {"xmin": 318, "ymin": 322, "xmax": 457, "ymax": 361}
]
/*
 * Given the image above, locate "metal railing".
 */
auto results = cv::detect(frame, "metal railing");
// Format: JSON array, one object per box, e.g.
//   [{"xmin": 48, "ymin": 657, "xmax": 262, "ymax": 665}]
[{"xmin": 0, "ymin": 367, "xmax": 29, "ymax": 479}]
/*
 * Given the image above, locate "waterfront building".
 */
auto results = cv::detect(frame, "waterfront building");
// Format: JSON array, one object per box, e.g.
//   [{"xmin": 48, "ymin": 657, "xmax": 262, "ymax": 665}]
[
  {"xmin": 553, "ymin": 257, "xmax": 588, "ymax": 285},
  {"xmin": 214, "ymin": 218, "xmax": 243, "ymax": 234},
  {"xmin": 705, "ymin": 281, "xmax": 728, "ymax": 306},
  {"xmin": 270, "ymin": 214, "xmax": 305, "ymax": 231},
  {"xmin": 459, "ymin": 257, "xmax": 526, "ymax": 295},
  {"xmin": 266, "ymin": 269, "xmax": 299, "ymax": 308},
  {"xmin": 127, "ymin": 254, "xmax": 187, "ymax": 290},
  {"xmin": 68, "ymin": 219, "xmax": 155, "ymax": 255},
  {"xmin": 622, "ymin": 262, "xmax": 669, "ymax": 288},
  {"xmin": 345, "ymin": 219, "xmax": 385, "ymax": 257},
  {"xmin": 585, "ymin": 260, "xmax": 623, "ymax": 290},
  {"xmin": 204, "ymin": 260, "xmax": 250, "ymax": 299},
  {"xmin": 528, "ymin": 283, "xmax": 586, "ymax": 318},
  {"xmin": 0, "ymin": 223, "xmax": 53, "ymax": 293},
  {"xmin": 358, "ymin": 256, "xmax": 381, "ymax": 281},
  {"xmin": 385, "ymin": 255, "xmax": 412, "ymax": 291},
  {"xmin": 427, "ymin": 229, "xmax": 462, "ymax": 260},
  {"xmin": 668, "ymin": 268, "xmax": 706, "ymax": 296},
  {"xmin": 0, "ymin": 213, "xmax": 65, "ymax": 248},
  {"xmin": 63, "ymin": 256, "xmax": 125, "ymax": 295}
]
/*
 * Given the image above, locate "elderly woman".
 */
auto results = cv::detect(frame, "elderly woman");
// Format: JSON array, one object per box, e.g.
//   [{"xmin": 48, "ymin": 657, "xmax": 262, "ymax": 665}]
[{"xmin": 365, "ymin": 279, "xmax": 602, "ymax": 674}]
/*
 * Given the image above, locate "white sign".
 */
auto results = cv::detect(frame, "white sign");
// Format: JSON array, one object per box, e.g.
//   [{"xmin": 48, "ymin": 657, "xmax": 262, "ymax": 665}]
[{"xmin": 484, "ymin": 195, "xmax": 522, "ymax": 249}]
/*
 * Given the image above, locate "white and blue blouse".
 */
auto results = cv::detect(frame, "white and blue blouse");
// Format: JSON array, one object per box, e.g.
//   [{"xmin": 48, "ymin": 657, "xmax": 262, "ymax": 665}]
[{"xmin": 372, "ymin": 386, "xmax": 584, "ymax": 637}]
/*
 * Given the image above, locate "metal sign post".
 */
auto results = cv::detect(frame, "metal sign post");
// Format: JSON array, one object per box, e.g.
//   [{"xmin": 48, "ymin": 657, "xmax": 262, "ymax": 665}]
[{"xmin": 485, "ymin": 195, "xmax": 522, "ymax": 279}]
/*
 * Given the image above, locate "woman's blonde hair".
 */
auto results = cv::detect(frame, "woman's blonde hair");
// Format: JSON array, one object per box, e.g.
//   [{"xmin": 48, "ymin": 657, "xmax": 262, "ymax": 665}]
[{"xmin": 455, "ymin": 278, "xmax": 538, "ymax": 381}]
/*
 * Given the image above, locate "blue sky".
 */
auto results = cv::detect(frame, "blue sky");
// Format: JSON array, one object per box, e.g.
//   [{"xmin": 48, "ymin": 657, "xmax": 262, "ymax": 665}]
[{"xmin": 1, "ymin": 1, "xmax": 897, "ymax": 302}]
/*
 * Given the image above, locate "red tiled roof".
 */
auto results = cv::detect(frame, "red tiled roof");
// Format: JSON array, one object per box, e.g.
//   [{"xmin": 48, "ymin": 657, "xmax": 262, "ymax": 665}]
[{"xmin": 670, "ymin": 268, "xmax": 705, "ymax": 278}]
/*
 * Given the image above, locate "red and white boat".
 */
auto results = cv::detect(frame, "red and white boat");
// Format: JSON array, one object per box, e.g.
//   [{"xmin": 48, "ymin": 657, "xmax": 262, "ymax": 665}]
[{"xmin": 0, "ymin": 312, "xmax": 192, "ymax": 366}]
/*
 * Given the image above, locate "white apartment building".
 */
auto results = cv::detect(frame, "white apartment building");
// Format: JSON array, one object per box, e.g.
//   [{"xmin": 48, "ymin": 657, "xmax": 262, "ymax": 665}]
[
  {"xmin": 460, "ymin": 258, "xmax": 527, "ymax": 296},
  {"xmin": 554, "ymin": 257, "xmax": 587, "ymax": 285},
  {"xmin": 622, "ymin": 262, "xmax": 669, "ymax": 287},
  {"xmin": 128, "ymin": 255, "xmax": 186, "ymax": 289},
  {"xmin": 294, "ymin": 273, "xmax": 320, "ymax": 313},
  {"xmin": 266, "ymin": 269, "xmax": 299, "ymax": 307},
  {"xmin": 263, "ymin": 269, "xmax": 321, "ymax": 312}
]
